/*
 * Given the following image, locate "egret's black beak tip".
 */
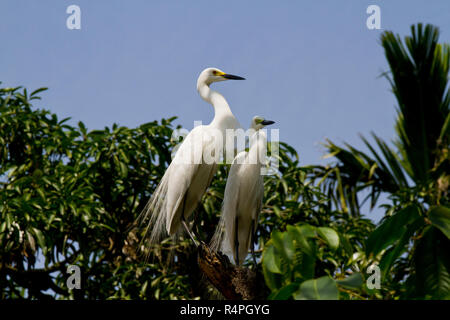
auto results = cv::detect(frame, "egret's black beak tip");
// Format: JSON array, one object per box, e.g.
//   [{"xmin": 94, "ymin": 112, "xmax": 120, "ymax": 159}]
[
  {"xmin": 262, "ymin": 120, "xmax": 275, "ymax": 126},
  {"xmin": 223, "ymin": 74, "xmax": 246, "ymax": 80}
]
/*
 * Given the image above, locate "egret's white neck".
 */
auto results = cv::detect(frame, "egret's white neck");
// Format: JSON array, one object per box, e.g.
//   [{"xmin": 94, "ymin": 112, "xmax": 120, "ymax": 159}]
[
  {"xmin": 248, "ymin": 129, "xmax": 267, "ymax": 165},
  {"xmin": 197, "ymin": 82, "xmax": 239, "ymax": 130}
]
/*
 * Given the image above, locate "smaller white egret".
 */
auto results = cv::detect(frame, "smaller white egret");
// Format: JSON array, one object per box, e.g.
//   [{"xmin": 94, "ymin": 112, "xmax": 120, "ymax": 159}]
[{"xmin": 211, "ymin": 116, "xmax": 275, "ymax": 265}]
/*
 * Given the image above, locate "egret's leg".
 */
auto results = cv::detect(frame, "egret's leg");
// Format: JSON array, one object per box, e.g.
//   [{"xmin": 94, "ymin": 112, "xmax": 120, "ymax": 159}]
[
  {"xmin": 181, "ymin": 216, "xmax": 198, "ymax": 247},
  {"xmin": 234, "ymin": 216, "xmax": 239, "ymax": 265},
  {"xmin": 180, "ymin": 195, "xmax": 198, "ymax": 247},
  {"xmin": 250, "ymin": 219, "xmax": 257, "ymax": 268}
]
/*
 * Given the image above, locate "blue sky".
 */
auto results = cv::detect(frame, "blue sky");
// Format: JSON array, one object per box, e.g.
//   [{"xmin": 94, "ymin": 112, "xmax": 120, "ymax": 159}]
[{"xmin": 1, "ymin": 0, "xmax": 450, "ymax": 222}]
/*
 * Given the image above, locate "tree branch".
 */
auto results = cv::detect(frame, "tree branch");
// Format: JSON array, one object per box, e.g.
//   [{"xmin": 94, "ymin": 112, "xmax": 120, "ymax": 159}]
[{"xmin": 197, "ymin": 242, "xmax": 266, "ymax": 300}]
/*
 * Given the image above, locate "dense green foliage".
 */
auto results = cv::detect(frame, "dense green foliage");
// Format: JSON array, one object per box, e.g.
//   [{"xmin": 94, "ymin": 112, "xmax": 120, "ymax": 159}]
[
  {"xmin": 307, "ymin": 24, "xmax": 450, "ymax": 299},
  {"xmin": 0, "ymin": 83, "xmax": 367, "ymax": 299},
  {"xmin": 0, "ymin": 23, "xmax": 449, "ymax": 300},
  {"xmin": 0, "ymin": 86, "xmax": 189, "ymax": 299}
]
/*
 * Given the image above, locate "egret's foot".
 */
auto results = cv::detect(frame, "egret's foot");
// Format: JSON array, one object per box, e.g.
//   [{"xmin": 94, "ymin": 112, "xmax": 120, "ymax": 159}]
[{"xmin": 181, "ymin": 216, "xmax": 198, "ymax": 247}]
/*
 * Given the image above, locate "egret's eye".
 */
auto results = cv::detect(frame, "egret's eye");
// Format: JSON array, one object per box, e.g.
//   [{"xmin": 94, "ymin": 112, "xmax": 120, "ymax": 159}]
[{"xmin": 212, "ymin": 70, "xmax": 218, "ymax": 76}]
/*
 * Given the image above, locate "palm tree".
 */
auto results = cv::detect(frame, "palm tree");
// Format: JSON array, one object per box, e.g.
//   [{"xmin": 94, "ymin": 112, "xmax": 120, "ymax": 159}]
[{"xmin": 312, "ymin": 24, "xmax": 450, "ymax": 299}]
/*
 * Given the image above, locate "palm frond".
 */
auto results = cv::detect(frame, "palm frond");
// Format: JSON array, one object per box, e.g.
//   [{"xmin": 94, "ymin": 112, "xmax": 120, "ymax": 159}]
[{"xmin": 382, "ymin": 24, "xmax": 450, "ymax": 184}]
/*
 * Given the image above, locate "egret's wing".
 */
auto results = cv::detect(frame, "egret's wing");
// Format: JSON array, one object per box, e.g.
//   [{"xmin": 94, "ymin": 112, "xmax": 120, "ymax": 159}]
[
  {"xmin": 137, "ymin": 126, "xmax": 209, "ymax": 246},
  {"xmin": 166, "ymin": 126, "xmax": 221, "ymax": 233},
  {"xmin": 252, "ymin": 174, "xmax": 264, "ymax": 235},
  {"xmin": 234, "ymin": 165, "xmax": 264, "ymax": 264},
  {"xmin": 210, "ymin": 151, "xmax": 246, "ymax": 258},
  {"xmin": 205, "ymin": 161, "xmax": 218, "ymax": 190},
  {"xmin": 164, "ymin": 162, "xmax": 199, "ymax": 234},
  {"xmin": 235, "ymin": 157, "xmax": 266, "ymax": 264}
]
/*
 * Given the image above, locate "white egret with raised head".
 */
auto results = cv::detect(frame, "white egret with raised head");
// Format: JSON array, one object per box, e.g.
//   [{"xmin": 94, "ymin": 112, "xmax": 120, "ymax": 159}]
[{"xmin": 138, "ymin": 68, "xmax": 245, "ymax": 247}]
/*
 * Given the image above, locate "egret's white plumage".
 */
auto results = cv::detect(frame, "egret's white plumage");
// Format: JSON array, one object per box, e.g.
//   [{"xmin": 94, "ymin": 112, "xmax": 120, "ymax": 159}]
[
  {"xmin": 212, "ymin": 116, "xmax": 274, "ymax": 265},
  {"xmin": 138, "ymin": 68, "xmax": 245, "ymax": 247}
]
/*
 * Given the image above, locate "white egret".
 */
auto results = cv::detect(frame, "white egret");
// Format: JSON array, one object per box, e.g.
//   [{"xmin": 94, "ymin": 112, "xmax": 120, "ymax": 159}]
[
  {"xmin": 212, "ymin": 116, "xmax": 275, "ymax": 265},
  {"xmin": 138, "ymin": 67, "xmax": 245, "ymax": 247}
]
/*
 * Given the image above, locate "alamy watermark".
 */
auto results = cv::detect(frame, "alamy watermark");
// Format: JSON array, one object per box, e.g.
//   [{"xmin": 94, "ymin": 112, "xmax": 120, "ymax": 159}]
[
  {"xmin": 366, "ymin": 5, "xmax": 381, "ymax": 30},
  {"xmin": 66, "ymin": 5, "xmax": 81, "ymax": 30},
  {"xmin": 366, "ymin": 264, "xmax": 381, "ymax": 289},
  {"xmin": 66, "ymin": 265, "xmax": 81, "ymax": 290}
]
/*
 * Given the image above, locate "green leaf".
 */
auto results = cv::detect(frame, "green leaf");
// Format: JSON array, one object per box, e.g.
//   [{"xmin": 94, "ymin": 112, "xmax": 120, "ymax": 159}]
[
  {"xmin": 414, "ymin": 227, "xmax": 450, "ymax": 299},
  {"xmin": 0, "ymin": 221, "xmax": 6, "ymax": 233},
  {"xmin": 271, "ymin": 230, "xmax": 289, "ymax": 262},
  {"xmin": 317, "ymin": 227, "xmax": 339, "ymax": 250},
  {"xmin": 296, "ymin": 224, "xmax": 316, "ymax": 238},
  {"xmin": 140, "ymin": 281, "xmax": 148, "ymax": 297},
  {"xmin": 30, "ymin": 87, "xmax": 48, "ymax": 97},
  {"xmin": 294, "ymin": 250, "xmax": 316, "ymax": 281},
  {"xmin": 95, "ymin": 223, "xmax": 116, "ymax": 232},
  {"xmin": 270, "ymin": 283, "xmax": 300, "ymax": 300},
  {"xmin": 366, "ymin": 205, "xmax": 421, "ymax": 256},
  {"xmin": 428, "ymin": 206, "xmax": 450, "ymax": 240},
  {"xmin": 294, "ymin": 276, "xmax": 339, "ymax": 300},
  {"xmin": 290, "ymin": 225, "xmax": 315, "ymax": 256},
  {"xmin": 283, "ymin": 227, "xmax": 295, "ymax": 262},
  {"xmin": 119, "ymin": 161, "xmax": 128, "ymax": 178},
  {"xmin": 440, "ymin": 111, "xmax": 450, "ymax": 141},
  {"xmin": 262, "ymin": 245, "xmax": 281, "ymax": 274},
  {"xmin": 5, "ymin": 212, "xmax": 12, "ymax": 230},
  {"xmin": 32, "ymin": 228, "xmax": 46, "ymax": 250},
  {"xmin": 336, "ymin": 273, "xmax": 363, "ymax": 290},
  {"xmin": 262, "ymin": 245, "xmax": 282, "ymax": 291},
  {"xmin": 339, "ymin": 233, "xmax": 353, "ymax": 256},
  {"xmin": 379, "ymin": 217, "xmax": 424, "ymax": 278}
]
